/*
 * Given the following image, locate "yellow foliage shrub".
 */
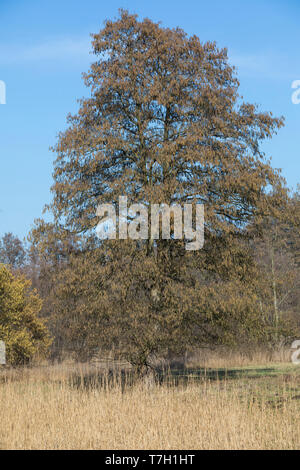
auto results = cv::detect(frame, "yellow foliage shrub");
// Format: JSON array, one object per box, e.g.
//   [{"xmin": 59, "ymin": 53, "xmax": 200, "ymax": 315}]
[{"xmin": 0, "ymin": 264, "xmax": 51, "ymax": 365}]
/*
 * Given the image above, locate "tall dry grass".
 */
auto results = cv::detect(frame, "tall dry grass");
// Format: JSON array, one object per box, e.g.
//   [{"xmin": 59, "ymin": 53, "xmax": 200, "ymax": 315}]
[
  {"xmin": 185, "ymin": 347, "xmax": 291, "ymax": 369},
  {"xmin": 0, "ymin": 361, "xmax": 299, "ymax": 450}
]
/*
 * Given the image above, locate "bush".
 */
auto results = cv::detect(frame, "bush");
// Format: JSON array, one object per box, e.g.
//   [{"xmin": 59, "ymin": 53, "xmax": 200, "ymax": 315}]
[{"xmin": 0, "ymin": 263, "xmax": 51, "ymax": 365}]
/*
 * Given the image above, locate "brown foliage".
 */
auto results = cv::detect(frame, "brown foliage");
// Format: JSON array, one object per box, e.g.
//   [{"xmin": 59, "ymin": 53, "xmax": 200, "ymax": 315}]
[{"xmin": 31, "ymin": 11, "xmax": 289, "ymax": 372}]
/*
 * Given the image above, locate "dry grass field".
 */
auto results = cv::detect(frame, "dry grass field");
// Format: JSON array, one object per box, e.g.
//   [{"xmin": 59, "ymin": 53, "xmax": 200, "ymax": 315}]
[{"xmin": 0, "ymin": 352, "xmax": 300, "ymax": 450}]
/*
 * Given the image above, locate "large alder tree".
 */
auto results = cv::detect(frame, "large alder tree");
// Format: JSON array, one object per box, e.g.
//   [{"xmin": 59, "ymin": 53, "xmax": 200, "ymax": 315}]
[{"xmin": 36, "ymin": 11, "xmax": 288, "ymax": 374}]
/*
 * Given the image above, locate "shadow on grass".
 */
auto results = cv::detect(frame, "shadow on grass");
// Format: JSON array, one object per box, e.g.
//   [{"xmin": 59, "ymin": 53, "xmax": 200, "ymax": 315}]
[
  {"xmin": 166, "ymin": 365, "xmax": 280, "ymax": 382},
  {"xmin": 67, "ymin": 364, "xmax": 283, "ymax": 391},
  {"xmin": 68, "ymin": 369, "xmax": 135, "ymax": 392}
]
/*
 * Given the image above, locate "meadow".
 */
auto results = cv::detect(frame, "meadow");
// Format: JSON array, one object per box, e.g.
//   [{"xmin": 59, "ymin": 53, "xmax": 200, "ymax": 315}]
[{"xmin": 0, "ymin": 350, "xmax": 299, "ymax": 450}]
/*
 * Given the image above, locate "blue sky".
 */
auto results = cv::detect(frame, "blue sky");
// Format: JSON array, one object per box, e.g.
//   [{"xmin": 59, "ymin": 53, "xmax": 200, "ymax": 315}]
[{"xmin": 0, "ymin": 0, "xmax": 299, "ymax": 240}]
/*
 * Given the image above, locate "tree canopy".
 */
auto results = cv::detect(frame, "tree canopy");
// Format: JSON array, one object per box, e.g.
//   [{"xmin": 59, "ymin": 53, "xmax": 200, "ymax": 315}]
[{"xmin": 31, "ymin": 11, "xmax": 290, "ymax": 374}]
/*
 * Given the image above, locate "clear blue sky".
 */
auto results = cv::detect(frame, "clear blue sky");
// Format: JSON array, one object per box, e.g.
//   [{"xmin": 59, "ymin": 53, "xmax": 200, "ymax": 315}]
[{"xmin": 0, "ymin": 0, "xmax": 299, "ymax": 240}]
